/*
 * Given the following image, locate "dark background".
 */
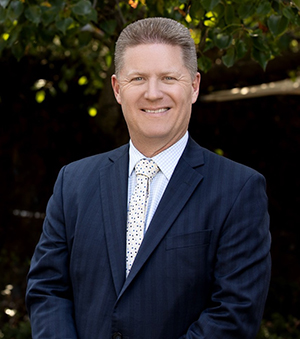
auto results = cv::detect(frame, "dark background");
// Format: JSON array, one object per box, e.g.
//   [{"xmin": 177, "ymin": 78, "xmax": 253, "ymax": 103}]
[{"xmin": 0, "ymin": 52, "xmax": 300, "ymax": 335}]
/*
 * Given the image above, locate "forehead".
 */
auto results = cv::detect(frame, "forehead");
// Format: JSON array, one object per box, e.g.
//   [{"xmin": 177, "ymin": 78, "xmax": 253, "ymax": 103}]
[{"xmin": 120, "ymin": 43, "xmax": 186, "ymax": 74}]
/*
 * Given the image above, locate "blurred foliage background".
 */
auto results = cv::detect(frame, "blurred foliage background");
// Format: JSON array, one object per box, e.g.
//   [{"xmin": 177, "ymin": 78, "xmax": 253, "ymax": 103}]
[{"xmin": 1, "ymin": 0, "xmax": 300, "ymax": 337}]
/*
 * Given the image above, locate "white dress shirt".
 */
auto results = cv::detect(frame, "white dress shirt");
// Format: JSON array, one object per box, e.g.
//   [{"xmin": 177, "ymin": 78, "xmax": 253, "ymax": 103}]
[{"xmin": 128, "ymin": 132, "xmax": 189, "ymax": 232}]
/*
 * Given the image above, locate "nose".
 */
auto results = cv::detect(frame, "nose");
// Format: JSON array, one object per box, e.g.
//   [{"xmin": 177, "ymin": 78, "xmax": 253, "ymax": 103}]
[{"xmin": 144, "ymin": 79, "xmax": 163, "ymax": 101}]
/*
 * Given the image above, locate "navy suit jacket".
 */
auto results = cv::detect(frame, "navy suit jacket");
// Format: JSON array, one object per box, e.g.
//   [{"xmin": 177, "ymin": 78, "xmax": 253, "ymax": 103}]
[{"xmin": 26, "ymin": 138, "xmax": 271, "ymax": 339}]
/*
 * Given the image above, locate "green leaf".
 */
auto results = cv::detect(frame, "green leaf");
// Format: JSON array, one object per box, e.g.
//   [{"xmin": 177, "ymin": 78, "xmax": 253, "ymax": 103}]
[
  {"xmin": 277, "ymin": 33, "xmax": 292, "ymax": 50},
  {"xmin": 7, "ymin": 0, "xmax": 24, "ymax": 21},
  {"xmin": 20, "ymin": 25, "xmax": 35, "ymax": 40},
  {"xmin": 157, "ymin": 0, "xmax": 164, "ymax": 15},
  {"xmin": 38, "ymin": 27, "xmax": 55, "ymax": 44},
  {"xmin": 224, "ymin": 4, "xmax": 234, "ymax": 25},
  {"xmin": 0, "ymin": 0, "xmax": 9, "ymax": 8},
  {"xmin": 78, "ymin": 31, "xmax": 92, "ymax": 47},
  {"xmin": 11, "ymin": 41, "xmax": 23, "ymax": 60},
  {"xmin": 282, "ymin": 7, "xmax": 295, "ymax": 21},
  {"xmin": 200, "ymin": 0, "xmax": 220, "ymax": 11},
  {"xmin": 189, "ymin": 0, "xmax": 205, "ymax": 20},
  {"xmin": 252, "ymin": 36, "xmax": 270, "ymax": 53},
  {"xmin": 36, "ymin": 90, "xmax": 46, "ymax": 103},
  {"xmin": 99, "ymin": 19, "xmax": 117, "ymax": 35},
  {"xmin": 251, "ymin": 47, "xmax": 270, "ymax": 70},
  {"xmin": 213, "ymin": 3, "xmax": 224, "ymax": 19},
  {"xmin": 203, "ymin": 37, "xmax": 214, "ymax": 52},
  {"xmin": 50, "ymin": 0, "xmax": 65, "ymax": 8},
  {"xmin": 213, "ymin": 31, "xmax": 233, "ymax": 49},
  {"xmin": 6, "ymin": 25, "xmax": 21, "ymax": 46},
  {"xmin": 71, "ymin": 0, "xmax": 92, "ymax": 16},
  {"xmin": 71, "ymin": 14, "xmax": 85, "ymax": 25},
  {"xmin": 236, "ymin": 39, "xmax": 248, "ymax": 59},
  {"xmin": 238, "ymin": 2, "xmax": 255, "ymax": 19},
  {"xmin": 294, "ymin": 12, "xmax": 300, "ymax": 25},
  {"xmin": 105, "ymin": 53, "xmax": 112, "ymax": 68},
  {"xmin": 271, "ymin": 1, "xmax": 280, "ymax": 13},
  {"xmin": 293, "ymin": 0, "xmax": 300, "ymax": 9},
  {"xmin": 0, "ymin": 5, "xmax": 6, "ymax": 23},
  {"xmin": 87, "ymin": 7, "xmax": 97, "ymax": 22},
  {"xmin": 25, "ymin": 5, "xmax": 42, "ymax": 25},
  {"xmin": 256, "ymin": 2, "xmax": 272, "ymax": 16},
  {"xmin": 59, "ymin": 79, "xmax": 68, "ymax": 93},
  {"xmin": 267, "ymin": 15, "xmax": 289, "ymax": 37},
  {"xmin": 0, "ymin": 39, "xmax": 6, "ymax": 53},
  {"xmin": 203, "ymin": 11, "xmax": 218, "ymax": 27},
  {"xmin": 56, "ymin": 17, "xmax": 73, "ymax": 34},
  {"xmin": 222, "ymin": 46, "xmax": 235, "ymax": 67},
  {"xmin": 41, "ymin": 6, "xmax": 60, "ymax": 26},
  {"xmin": 197, "ymin": 55, "xmax": 212, "ymax": 72}
]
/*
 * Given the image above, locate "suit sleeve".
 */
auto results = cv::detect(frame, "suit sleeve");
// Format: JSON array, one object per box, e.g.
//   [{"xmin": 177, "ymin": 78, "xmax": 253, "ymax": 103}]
[
  {"xmin": 180, "ymin": 172, "xmax": 271, "ymax": 339},
  {"xmin": 25, "ymin": 167, "xmax": 78, "ymax": 338}
]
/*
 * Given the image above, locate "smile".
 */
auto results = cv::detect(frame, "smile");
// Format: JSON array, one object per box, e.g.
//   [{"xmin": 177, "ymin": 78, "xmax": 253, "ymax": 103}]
[{"xmin": 142, "ymin": 108, "xmax": 170, "ymax": 113}]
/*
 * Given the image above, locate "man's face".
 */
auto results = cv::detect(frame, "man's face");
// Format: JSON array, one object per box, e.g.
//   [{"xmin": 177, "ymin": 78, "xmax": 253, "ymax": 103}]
[{"xmin": 111, "ymin": 43, "xmax": 200, "ymax": 153}]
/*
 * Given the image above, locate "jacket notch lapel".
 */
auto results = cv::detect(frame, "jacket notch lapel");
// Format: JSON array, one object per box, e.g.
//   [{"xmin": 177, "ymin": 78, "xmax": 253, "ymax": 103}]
[{"xmin": 100, "ymin": 146, "xmax": 129, "ymax": 295}]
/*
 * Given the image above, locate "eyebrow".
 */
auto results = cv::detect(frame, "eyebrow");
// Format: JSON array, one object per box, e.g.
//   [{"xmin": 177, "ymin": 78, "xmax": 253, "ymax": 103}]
[{"xmin": 126, "ymin": 70, "xmax": 181, "ymax": 77}]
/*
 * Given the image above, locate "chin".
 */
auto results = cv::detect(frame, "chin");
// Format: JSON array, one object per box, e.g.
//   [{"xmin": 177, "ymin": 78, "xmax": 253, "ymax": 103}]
[{"xmin": 143, "ymin": 130, "xmax": 171, "ymax": 140}]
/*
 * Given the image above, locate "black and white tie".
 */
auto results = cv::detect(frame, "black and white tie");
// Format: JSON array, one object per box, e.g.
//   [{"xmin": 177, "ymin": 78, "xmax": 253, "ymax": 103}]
[{"xmin": 126, "ymin": 159, "xmax": 159, "ymax": 276}]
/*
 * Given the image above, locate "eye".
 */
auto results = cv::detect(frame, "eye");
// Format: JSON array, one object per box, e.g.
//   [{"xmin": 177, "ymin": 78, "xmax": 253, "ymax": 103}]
[
  {"xmin": 164, "ymin": 76, "xmax": 176, "ymax": 81},
  {"xmin": 132, "ymin": 77, "xmax": 144, "ymax": 81}
]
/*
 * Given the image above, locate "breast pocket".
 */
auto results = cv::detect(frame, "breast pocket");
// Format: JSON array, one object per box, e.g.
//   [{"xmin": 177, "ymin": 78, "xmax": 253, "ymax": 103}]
[{"xmin": 165, "ymin": 230, "xmax": 212, "ymax": 250}]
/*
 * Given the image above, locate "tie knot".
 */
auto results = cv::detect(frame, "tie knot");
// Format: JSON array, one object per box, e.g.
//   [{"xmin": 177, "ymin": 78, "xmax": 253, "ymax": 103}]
[{"xmin": 135, "ymin": 159, "xmax": 159, "ymax": 181}]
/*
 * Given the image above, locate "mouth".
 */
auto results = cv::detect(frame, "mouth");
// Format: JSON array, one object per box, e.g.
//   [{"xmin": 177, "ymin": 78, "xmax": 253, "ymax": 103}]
[{"xmin": 142, "ymin": 108, "xmax": 170, "ymax": 113}]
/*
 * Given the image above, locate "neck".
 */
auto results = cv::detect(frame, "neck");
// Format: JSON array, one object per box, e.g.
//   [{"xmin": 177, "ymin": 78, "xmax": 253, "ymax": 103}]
[{"xmin": 131, "ymin": 132, "xmax": 187, "ymax": 158}]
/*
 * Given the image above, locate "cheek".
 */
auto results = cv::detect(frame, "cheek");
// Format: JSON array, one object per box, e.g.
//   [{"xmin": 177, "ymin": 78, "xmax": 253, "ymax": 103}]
[
  {"xmin": 120, "ymin": 88, "xmax": 140, "ymax": 107},
  {"xmin": 122, "ymin": 108, "xmax": 139, "ymax": 129}
]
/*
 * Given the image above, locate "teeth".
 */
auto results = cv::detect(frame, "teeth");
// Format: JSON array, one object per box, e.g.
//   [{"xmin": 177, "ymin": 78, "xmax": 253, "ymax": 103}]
[{"xmin": 144, "ymin": 108, "xmax": 168, "ymax": 113}]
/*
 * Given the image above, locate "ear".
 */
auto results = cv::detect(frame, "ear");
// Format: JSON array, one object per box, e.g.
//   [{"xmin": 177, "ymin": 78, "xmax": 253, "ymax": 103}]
[
  {"xmin": 111, "ymin": 74, "xmax": 122, "ymax": 104},
  {"xmin": 191, "ymin": 72, "xmax": 201, "ymax": 104}
]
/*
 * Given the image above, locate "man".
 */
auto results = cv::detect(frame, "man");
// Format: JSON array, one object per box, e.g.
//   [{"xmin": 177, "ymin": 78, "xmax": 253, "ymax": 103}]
[{"xmin": 26, "ymin": 17, "xmax": 271, "ymax": 338}]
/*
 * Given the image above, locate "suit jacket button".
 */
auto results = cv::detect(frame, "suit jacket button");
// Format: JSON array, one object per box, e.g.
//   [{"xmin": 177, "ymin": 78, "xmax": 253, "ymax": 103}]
[{"xmin": 112, "ymin": 332, "xmax": 122, "ymax": 339}]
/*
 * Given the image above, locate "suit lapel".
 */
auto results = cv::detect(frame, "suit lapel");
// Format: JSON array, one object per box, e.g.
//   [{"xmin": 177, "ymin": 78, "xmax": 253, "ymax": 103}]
[
  {"xmin": 99, "ymin": 145, "xmax": 129, "ymax": 295},
  {"xmin": 118, "ymin": 138, "xmax": 205, "ymax": 296}
]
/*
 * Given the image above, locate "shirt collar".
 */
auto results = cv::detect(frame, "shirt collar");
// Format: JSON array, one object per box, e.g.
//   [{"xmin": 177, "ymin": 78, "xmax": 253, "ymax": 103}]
[{"xmin": 128, "ymin": 132, "xmax": 189, "ymax": 180}]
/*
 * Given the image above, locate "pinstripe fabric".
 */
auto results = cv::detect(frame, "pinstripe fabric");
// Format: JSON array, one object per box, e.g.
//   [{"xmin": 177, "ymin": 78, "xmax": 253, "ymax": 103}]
[{"xmin": 26, "ymin": 138, "xmax": 271, "ymax": 339}]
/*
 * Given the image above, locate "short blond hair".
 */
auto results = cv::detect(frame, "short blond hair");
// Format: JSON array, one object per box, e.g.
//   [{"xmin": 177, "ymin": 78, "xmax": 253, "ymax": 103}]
[{"xmin": 114, "ymin": 17, "xmax": 198, "ymax": 78}]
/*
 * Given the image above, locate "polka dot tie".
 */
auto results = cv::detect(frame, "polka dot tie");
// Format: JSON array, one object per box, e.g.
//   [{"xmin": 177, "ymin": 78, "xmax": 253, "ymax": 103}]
[{"xmin": 126, "ymin": 159, "xmax": 160, "ymax": 276}]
